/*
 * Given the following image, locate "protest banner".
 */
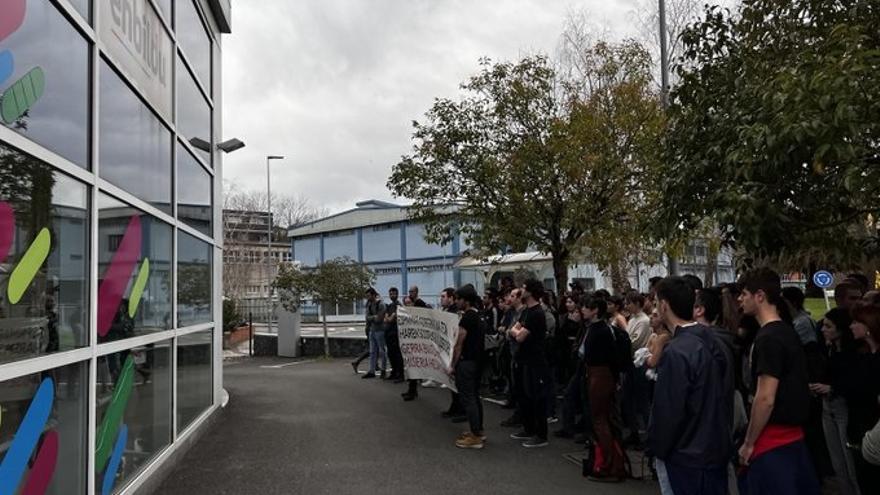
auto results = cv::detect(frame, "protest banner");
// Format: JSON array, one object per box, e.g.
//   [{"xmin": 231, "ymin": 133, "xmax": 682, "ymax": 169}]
[{"xmin": 397, "ymin": 306, "xmax": 459, "ymax": 392}]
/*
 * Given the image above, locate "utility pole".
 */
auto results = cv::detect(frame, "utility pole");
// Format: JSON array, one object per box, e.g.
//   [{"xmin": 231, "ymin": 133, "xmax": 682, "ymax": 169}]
[
  {"xmin": 659, "ymin": 0, "xmax": 679, "ymax": 276},
  {"xmin": 266, "ymin": 155, "xmax": 284, "ymax": 333}
]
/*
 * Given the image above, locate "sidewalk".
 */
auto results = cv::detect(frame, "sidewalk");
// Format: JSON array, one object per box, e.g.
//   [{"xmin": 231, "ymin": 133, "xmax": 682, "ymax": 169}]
[{"xmin": 156, "ymin": 358, "xmax": 657, "ymax": 494}]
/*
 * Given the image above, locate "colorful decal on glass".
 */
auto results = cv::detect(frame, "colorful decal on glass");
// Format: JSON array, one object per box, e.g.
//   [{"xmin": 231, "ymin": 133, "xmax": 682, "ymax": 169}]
[
  {"xmin": 0, "ymin": 0, "xmax": 26, "ymax": 43},
  {"xmin": 21, "ymin": 430, "xmax": 58, "ymax": 495},
  {"xmin": 7, "ymin": 227, "xmax": 50, "ymax": 304},
  {"xmin": 1, "ymin": 66, "xmax": 45, "ymax": 124},
  {"xmin": 98, "ymin": 215, "xmax": 142, "ymax": 337},
  {"xmin": 0, "ymin": 200, "xmax": 13, "ymax": 263},
  {"xmin": 95, "ymin": 355, "xmax": 135, "ymax": 473},
  {"xmin": 0, "ymin": 377, "xmax": 56, "ymax": 495},
  {"xmin": 128, "ymin": 258, "xmax": 151, "ymax": 318},
  {"xmin": 101, "ymin": 425, "xmax": 128, "ymax": 495},
  {"xmin": 0, "ymin": 50, "xmax": 12, "ymax": 86}
]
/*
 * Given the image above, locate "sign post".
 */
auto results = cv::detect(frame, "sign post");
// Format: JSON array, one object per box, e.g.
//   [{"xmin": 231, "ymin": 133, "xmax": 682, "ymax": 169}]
[{"xmin": 813, "ymin": 270, "xmax": 834, "ymax": 310}]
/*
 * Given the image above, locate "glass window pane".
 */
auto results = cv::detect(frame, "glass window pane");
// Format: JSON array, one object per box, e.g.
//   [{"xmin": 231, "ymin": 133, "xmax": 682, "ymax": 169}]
[
  {"xmin": 177, "ymin": 143, "xmax": 212, "ymax": 236},
  {"xmin": 175, "ymin": 0, "xmax": 211, "ymax": 91},
  {"xmin": 177, "ymin": 329, "xmax": 213, "ymax": 432},
  {"xmin": 0, "ymin": 0, "xmax": 89, "ymax": 167},
  {"xmin": 0, "ymin": 361, "xmax": 89, "ymax": 494},
  {"xmin": 178, "ymin": 231, "xmax": 212, "ymax": 326},
  {"xmin": 156, "ymin": 0, "xmax": 171, "ymax": 24},
  {"xmin": 99, "ymin": 60, "xmax": 172, "ymax": 213},
  {"xmin": 98, "ymin": 194, "xmax": 173, "ymax": 343},
  {"xmin": 176, "ymin": 59, "xmax": 211, "ymax": 165},
  {"xmin": 0, "ymin": 144, "xmax": 89, "ymax": 366},
  {"xmin": 68, "ymin": 0, "xmax": 90, "ymax": 21},
  {"xmin": 96, "ymin": 341, "xmax": 171, "ymax": 493}
]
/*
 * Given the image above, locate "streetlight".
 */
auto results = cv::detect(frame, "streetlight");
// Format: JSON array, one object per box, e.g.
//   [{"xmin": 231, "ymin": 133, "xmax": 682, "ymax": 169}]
[
  {"xmin": 658, "ymin": 0, "xmax": 679, "ymax": 276},
  {"xmin": 266, "ymin": 155, "xmax": 284, "ymax": 333}
]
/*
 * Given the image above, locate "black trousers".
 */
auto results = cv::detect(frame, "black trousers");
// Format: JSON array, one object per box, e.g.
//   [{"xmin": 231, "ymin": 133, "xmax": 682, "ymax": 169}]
[
  {"xmin": 455, "ymin": 360, "xmax": 484, "ymax": 434},
  {"xmin": 520, "ymin": 363, "xmax": 550, "ymax": 440},
  {"xmin": 385, "ymin": 330, "xmax": 404, "ymax": 377}
]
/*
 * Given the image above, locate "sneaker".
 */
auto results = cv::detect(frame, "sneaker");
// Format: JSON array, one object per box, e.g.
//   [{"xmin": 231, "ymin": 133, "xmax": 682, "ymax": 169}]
[
  {"xmin": 401, "ymin": 392, "xmax": 418, "ymax": 402},
  {"xmin": 422, "ymin": 380, "xmax": 440, "ymax": 387},
  {"xmin": 362, "ymin": 373, "xmax": 376, "ymax": 379},
  {"xmin": 350, "ymin": 362, "xmax": 359, "ymax": 374},
  {"xmin": 458, "ymin": 431, "xmax": 487, "ymax": 441},
  {"xmin": 547, "ymin": 416, "xmax": 559, "ymax": 424},
  {"xmin": 455, "ymin": 433, "xmax": 484, "ymax": 449},
  {"xmin": 510, "ymin": 431, "xmax": 532, "ymax": 440},
  {"xmin": 522, "ymin": 437, "xmax": 549, "ymax": 448}
]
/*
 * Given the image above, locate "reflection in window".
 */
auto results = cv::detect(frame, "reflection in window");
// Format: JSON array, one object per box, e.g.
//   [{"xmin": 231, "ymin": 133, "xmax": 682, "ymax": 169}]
[
  {"xmin": 155, "ymin": 0, "xmax": 171, "ymax": 23},
  {"xmin": 98, "ymin": 194, "xmax": 173, "ymax": 342},
  {"xmin": 0, "ymin": 361, "xmax": 88, "ymax": 494},
  {"xmin": 68, "ymin": 0, "xmax": 90, "ymax": 20},
  {"xmin": 178, "ymin": 231, "xmax": 212, "ymax": 327},
  {"xmin": 0, "ymin": 0, "xmax": 89, "ymax": 167},
  {"xmin": 96, "ymin": 341, "xmax": 171, "ymax": 493},
  {"xmin": 0, "ymin": 144, "xmax": 89, "ymax": 366},
  {"xmin": 176, "ymin": 0, "xmax": 211, "ymax": 91},
  {"xmin": 177, "ymin": 143, "xmax": 212, "ymax": 236},
  {"xmin": 176, "ymin": 59, "xmax": 212, "ymax": 165},
  {"xmin": 99, "ymin": 61, "xmax": 172, "ymax": 213},
  {"xmin": 177, "ymin": 330, "xmax": 213, "ymax": 432}
]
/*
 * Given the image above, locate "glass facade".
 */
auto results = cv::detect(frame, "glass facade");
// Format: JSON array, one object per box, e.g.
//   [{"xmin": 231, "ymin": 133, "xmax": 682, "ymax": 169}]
[{"xmin": 0, "ymin": 1, "xmax": 225, "ymax": 493}]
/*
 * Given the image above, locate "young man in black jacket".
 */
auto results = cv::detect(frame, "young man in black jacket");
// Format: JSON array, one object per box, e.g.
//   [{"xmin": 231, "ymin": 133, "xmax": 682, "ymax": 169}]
[{"xmin": 648, "ymin": 277, "xmax": 733, "ymax": 494}]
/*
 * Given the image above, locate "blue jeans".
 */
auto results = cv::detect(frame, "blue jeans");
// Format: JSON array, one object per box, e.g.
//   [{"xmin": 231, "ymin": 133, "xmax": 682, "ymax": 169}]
[
  {"xmin": 368, "ymin": 330, "xmax": 386, "ymax": 374},
  {"xmin": 822, "ymin": 397, "xmax": 861, "ymax": 495},
  {"xmin": 656, "ymin": 459, "xmax": 675, "ymax": 495}
]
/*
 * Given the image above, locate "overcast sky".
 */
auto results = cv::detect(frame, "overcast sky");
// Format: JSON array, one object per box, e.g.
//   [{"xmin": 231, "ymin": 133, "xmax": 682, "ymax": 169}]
[{"xmin": 221, "ymin": 0, "xmax": 648, "ymax": 215}]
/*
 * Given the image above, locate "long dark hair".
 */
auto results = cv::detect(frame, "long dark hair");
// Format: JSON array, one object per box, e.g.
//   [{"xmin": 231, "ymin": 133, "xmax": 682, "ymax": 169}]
[{"xmin": 823, "ymin": 307, "xmax": 855, "ymax": 353}]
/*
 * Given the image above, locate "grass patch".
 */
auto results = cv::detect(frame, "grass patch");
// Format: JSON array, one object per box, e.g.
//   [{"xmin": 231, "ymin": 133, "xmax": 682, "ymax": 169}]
[{"xmin": 805, "ymin": 297, "xmax": 834, "ymax": 319}]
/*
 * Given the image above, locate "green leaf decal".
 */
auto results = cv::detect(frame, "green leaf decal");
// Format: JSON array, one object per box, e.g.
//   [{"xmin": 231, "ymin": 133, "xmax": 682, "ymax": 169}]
[
  {"xmin": 128, "ymin": 258, "xmax": 150, "ymax": 318},
  {"xmin": 7, "ymin": 228, "xmax": 50, "ymax": 304},
  {"xmin": 2, "ymin": 66, "xmax": 45, "ymax": 124},
  {"xmin": 95, "ymin": 356, "xmax": 135, "ymax": 473}
]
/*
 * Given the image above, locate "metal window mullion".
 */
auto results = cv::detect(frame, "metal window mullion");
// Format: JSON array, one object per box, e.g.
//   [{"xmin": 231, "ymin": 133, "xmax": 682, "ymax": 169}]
[
  {"xmin": 96, "ymin": 47, "xmax": 176, "ymax": 134},
  {"xmin": 177, "ymin": 47, "xmax": 213, "ymax": 109},
  {"xmin": 177, "ymin": 136, "xmax": 214, "ymax": 175},
  {"xmin": 0, "ymin": 127, "xmax": 94, "ymax": 184},
  {"xmin": 172, "ymin": 334, "xmax": 179, "ymax": 440},
  {"xmin": 0, "ymin": 348, "xmax": 94, "ymax": 382},
  {"xmin": 51, "ymin": 0, "xmax": 97, "ymax": 43},
  {"xmin": 96, "ymin": 178, "xmax": 176, "ymax": 226},
  {"xmin": 176, "ymin": 322, "xmax": 215, "ymax": 336},
  {"xmin": 87, "ymin": 8, "xmax": 102, "ymax": 491},
  {"xmin": 95, "ymin": 330, "xmax": 177, "ymax": 357}
]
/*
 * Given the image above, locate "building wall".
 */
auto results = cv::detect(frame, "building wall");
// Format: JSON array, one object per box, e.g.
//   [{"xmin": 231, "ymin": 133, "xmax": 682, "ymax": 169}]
[{"xmin": 0, "ymin": 1, "xmax": 228, "ymax": 494}]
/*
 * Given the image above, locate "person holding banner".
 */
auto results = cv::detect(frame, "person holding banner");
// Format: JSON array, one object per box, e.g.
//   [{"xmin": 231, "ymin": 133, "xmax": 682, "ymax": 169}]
[{"xmin": 452, "ymin": 285, "xmax": 487, "ymax": 449}]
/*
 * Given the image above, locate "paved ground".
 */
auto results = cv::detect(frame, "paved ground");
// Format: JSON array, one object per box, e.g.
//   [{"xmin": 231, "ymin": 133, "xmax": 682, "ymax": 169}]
[{"xmin": 157, "ymin": 357, "xmax": 658, "ymax": 495}]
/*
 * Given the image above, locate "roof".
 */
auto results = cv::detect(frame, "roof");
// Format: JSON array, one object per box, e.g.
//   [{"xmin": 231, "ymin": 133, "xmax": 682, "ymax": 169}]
[
  {"xmin": 288, "ymin": 201, "xmax": 458, "ymax": 238},
  {"xmin": 288, "ymin": 200, "xmax": 409, "ymax": 237},
  {"xmin": 454, "ymin": 251, "xmax": 553, "ymax": 269}
]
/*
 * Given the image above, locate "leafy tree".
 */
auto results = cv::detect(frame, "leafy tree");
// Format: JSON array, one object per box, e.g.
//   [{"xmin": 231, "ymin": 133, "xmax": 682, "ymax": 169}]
[
  {"xmin": 275, "ymin": 257, "xmax": 374, "ymax": 358},
  {"xmin": 388, "ymin": 44, "xmax": 664, "ymax": 292},
  {"xmin": 657, "ymin": 0, "xmax": 880, "ymax": 271}
]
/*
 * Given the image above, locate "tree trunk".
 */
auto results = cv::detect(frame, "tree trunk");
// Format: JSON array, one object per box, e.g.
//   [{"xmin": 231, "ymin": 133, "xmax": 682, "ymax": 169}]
[
  {"xmin": 609, "ymin": 262, "xmax": 631, "ymax": 295},
  {"xmin": 552, "ymin": 253, "xmax": 569, "ymax": 295},
  {"xmin": 704, "ymin": 247, "xmax": 718, "ymax": 287},
  {"xmin": 322, "ymin": 304, "xmax": 330, "ymax": 358}
]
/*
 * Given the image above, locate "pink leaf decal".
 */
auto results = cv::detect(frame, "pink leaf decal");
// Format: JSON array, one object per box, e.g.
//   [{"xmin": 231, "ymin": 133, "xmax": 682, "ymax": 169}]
[
  {"xmin": 21, "ymin": 430, "xmax": 58, "ymax": 495},
  {"xmin": 0, "ymin": 0, "xmax": 27, "ymax": 44},
  {"xmin": 0, "ymin": 201, "xmax": 13, "ymax": 263},
  {"xmin": 98, "ymin": 215, "xmax": 142, "ymax": 337}
]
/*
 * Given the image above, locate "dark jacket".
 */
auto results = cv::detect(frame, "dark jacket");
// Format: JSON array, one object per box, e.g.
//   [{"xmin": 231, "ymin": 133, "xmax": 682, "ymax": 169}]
[{"xmin": 648, "ymin": 323, "xmax": 734, "ymax": 469}]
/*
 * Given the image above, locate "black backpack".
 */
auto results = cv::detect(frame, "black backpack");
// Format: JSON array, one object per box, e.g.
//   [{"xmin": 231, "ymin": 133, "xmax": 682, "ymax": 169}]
[{"xmin": 608, "ymin": 323, "xmax": 634, "ymax": 374}]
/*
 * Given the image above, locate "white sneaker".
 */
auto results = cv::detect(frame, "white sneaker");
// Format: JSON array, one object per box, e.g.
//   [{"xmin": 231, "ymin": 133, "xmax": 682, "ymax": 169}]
[{"xmin": 422, "ymin": 380, "xmax": 440, "ymax": 387}]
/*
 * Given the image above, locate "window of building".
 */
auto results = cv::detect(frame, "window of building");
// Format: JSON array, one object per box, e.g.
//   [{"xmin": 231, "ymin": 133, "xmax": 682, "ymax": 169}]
[
  {"xmin": 0, "ymin": 361, "xmax": 89, "ymax": 493},
  {"xmin": 98, "ymin": 194, "xmax": 173, "ymax": 341},
  {"xmin": 95, "ymin": 341, "xmax": 172, "ymax": 492},
  {"xmin": 177, "ymin": 329, "xmax": 213, "ymax": 432},
  {"xmin": 69, "ymin": 0, "xmax": 90, "ymax": 21},
  {"xmin": 155, "ymin": 0, "xmax": 171, "ymax": 23},
  {"xmin": 0, "ymin": 0, "xmax": 89, "ymax": 167},
  {"xmin": 99, "ymin": 60, "xmax": 173, "ymax": 213},
  {"xmin": 178, "ymin": 231, "xmax": 212, "ymax": 327},
  {"xmin": 176, "ymin": 58, "xmax": 212, "ymax": 166},
  {"xmin": 175, "ymin": 0, "xmax": 212, "ymax": 93},
  {"xmin": 177, "ymin": 142, "xmax": 212, "ymax": 236},
  {"xmin": 0, "ymin": 146, "xmax": 89, "ymax": 366}
]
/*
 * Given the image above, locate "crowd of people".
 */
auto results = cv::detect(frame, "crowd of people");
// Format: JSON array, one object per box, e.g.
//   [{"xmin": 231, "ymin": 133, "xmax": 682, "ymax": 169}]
[{"xmin": 350, "ymin": 270, "xmax": 880, "ymax": 494}]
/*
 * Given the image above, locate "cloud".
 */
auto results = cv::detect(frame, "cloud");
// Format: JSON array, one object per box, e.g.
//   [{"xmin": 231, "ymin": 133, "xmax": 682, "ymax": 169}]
[{"xmin": 221, "ymin": 0, "xmax": 642, "ymax": 214}]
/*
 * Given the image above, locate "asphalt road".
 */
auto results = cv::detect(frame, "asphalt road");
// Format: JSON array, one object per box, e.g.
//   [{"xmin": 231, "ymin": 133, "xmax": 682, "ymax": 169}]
[{"xmin": 157, "ymin": 357, "xmax": 658, "ymax": 495}]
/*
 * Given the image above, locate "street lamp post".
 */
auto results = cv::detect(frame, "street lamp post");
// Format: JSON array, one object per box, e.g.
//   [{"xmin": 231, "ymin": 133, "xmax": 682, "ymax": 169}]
[
  {"xmin": 658, "ymin": 0, "xmax": 679, "ymax": 276},
  {"xmin": 266, "ymin": 155, "xmax": 284, "ymax": 333}
]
